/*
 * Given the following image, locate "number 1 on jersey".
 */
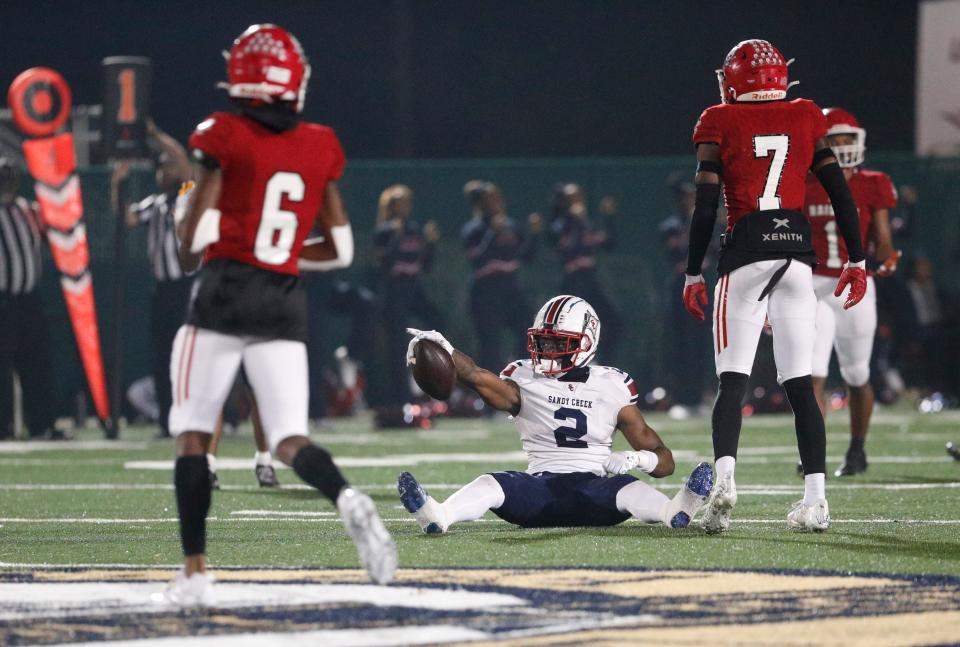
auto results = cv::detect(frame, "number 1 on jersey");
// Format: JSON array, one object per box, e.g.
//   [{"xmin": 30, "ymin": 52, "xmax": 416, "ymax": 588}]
[
  {"xmin": 823, "ymin": 220, "xmax": 842, "ymax": 268},
  {"xmin": 256, "ymin": 172, "xmax": 304, "ymax": 265},
  {"xmin": 754, "ymin": 134, "xmax": 789, "ymax": 211}
]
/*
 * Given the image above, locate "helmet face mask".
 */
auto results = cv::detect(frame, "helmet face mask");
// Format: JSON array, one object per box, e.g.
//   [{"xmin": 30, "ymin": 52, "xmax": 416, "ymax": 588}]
[
  {"xmin": 527, "ymin": 329, "xmax": 586, "ymax": 376},
  {"xmin": 527, "ymin": 296, "xmax": 601, "ymax": 377}
]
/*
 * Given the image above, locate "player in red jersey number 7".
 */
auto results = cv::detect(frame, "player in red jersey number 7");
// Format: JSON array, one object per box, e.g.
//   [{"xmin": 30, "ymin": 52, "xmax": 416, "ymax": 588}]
[
  {"xmin": 164, "ymin": 24, "xmax": 396, "ymax": 606},
  {"xmin": 683, "ymin": 39, "xmax": 867, "ymax": 534}
]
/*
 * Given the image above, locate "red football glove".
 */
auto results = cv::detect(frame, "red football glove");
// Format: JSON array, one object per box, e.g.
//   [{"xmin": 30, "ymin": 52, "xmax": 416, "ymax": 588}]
[
  {"xmin": 683, "ymin": 274, "xmax": 709, "ymax": 321},
  {"xmin": 834, "ymin": 260, "xmax": 868, "ymax": 310},
  {"xmin": 876, "ymin": 249, "xmax": 903, "ymax": 278}
]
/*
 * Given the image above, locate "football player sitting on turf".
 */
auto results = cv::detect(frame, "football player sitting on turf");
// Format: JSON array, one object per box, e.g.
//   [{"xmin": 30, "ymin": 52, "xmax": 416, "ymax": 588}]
[{"xmin": 398, "ymin": 295, "xmax": 713, "ymax": 533}]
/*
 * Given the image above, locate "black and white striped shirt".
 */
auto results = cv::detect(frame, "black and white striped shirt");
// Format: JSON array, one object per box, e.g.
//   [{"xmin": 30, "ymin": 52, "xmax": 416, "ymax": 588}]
[
  {"xmin": 132, "ymin": 192, "xmax": 187, "ymax": 282},
  {"xmin": 0, "ymin": 197, "xmax": 43, "ymax": 295}
]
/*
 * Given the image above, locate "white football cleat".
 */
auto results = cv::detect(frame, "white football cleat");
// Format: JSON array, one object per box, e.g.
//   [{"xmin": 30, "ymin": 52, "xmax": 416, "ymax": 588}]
[
  {"xmin": 337, "ymin": 487, "xmax": 398, "ymax": 585},
  {"xmin": 787, "ymin": 499, "xmax": 830, "ymax": 532},
  {"xmin": 661, "ymin": 462, "xmax": 713, "ymax": 528},
  {"xmin": 398, "ymin": 471, "xmax": 448, "ymax": 534},
  {"xmin": 701, "ymin": 471, "xmax": 737, "ymax": 534},
  {"xmin": 152, "ymin": 569, "xmax": 216, "ymax": 607}
]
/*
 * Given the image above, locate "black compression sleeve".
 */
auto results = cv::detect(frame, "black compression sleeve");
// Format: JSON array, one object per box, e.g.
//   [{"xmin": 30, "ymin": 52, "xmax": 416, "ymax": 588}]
[
  {"xmin": 685, "ymin": 182, "xmax": 721, "ymax": 275},
  {"xmin": 814, "ymin": 162, "xmax": 865, "ymax": 263}
]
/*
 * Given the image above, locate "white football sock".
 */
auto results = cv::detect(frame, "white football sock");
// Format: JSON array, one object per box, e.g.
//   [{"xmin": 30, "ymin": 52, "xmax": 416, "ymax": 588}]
[
  {"xmin": 715, "ymin": 455, "xmax": 736, "ymax": 480},
  {"xmin": 440, "ymin": 474, "xmax": 505, "ymax": 527},
  {"xmin": 803, "ymin": 473, "xmax": 826, "ymax": 506},
  {"xmin": 254, "ymin": 451, "xmax": 272, "ymax": 466},
  {"xmin": 206, "ymin": 453, "xmax": 217, "ymax": 473},
  {"xmin": 615, "ymin": 480, "xmax": 670, "ymax": 524}
]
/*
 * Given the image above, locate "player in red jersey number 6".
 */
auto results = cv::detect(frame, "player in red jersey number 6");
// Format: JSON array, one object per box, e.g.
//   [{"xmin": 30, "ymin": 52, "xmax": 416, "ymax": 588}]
[{"xmin": 164, "ymin": 24, "xmax": 396, "ymax": 606}]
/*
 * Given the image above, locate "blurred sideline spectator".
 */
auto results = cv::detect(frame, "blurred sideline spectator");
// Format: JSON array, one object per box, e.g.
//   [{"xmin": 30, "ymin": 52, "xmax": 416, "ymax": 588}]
[
  {"xmin": 112, "ymin": 120, "xmax": 192, "ymax": 438},
  {"xmin": 461, "ymin": 181, "xmax": 540, "ymax": 372},
  {"xmin": 0, "ymin": 158, "xmax": 59, "ymax": 440},
  {"xmin": 373, "ymin": 184, "xmax": 443, "ymax": 405},
  {"xmin": 658, "ymin": 178, "xmax": 713, "ymax": 413},
  {"xmin": 899, "ymin": 254, "xmax": 959, "ymax": 397},
  {"xmin": 548, "ymin": 183, "xmax": 623, "ymax": 362}
]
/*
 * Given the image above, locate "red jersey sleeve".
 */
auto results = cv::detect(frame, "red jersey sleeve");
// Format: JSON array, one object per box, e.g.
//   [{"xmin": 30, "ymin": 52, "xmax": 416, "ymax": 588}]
[
  {"xmin": 327, "ymin": 129, "xmax": 346, "ymax": 181},
  {"xmin": 693, "ymin": 106, "xmax": 723, "ymax": 146},
  {"xmin": 872, "ymin": 173, "xmax": 898, "ymax": 210},
  {"xmin": 188, "ymin": 113, "xmax": 233, "ymax": 165}
]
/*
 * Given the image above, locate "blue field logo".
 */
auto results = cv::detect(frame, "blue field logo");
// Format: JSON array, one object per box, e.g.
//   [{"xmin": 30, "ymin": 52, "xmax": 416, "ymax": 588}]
[{"xmin": 0, "ymin": 567, "xmax": 958, "ymax": 645}]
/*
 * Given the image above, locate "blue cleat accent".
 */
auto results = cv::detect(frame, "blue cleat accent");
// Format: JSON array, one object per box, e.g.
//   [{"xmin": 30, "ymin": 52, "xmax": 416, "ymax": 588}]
[
  {"xmin": 686, "ymin": 462, "xmax": 713, "ymax": 497},
  {"xmin": 670, "ymin": 511, "xmax": 691, "ymax": 528},
  {"xmin": 397, "ymin": 471, "xmax": 428, "ymax": 514}
]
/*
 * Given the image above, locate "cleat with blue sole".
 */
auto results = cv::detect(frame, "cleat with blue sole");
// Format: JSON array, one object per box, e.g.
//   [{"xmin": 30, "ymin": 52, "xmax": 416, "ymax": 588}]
[
  {"xmin": 686, "ymin": 462, "xmax": 714, "ymax": 497},
  {"xmin": 398, "ymin": 471, "xmax": 446, "ymax": 534},
  {"xmin": 398, "ymin": 471, "xmax": 428, "ymax": 513},
  {"xmin": 664, "ymin": 462, "xmax": 714, "ymax": 529},
  {"xmin": 670, "ymin": 511, "xmax": 691, "ymax": 529}
]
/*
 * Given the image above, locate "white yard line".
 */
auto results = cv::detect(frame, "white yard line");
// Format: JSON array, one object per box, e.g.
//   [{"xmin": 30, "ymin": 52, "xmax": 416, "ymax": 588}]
[
  {"xmin": 124, "ymin": 452, "xmax": 530, "ymax": 470},
  {"xmin": 0, "ymin": 516, "xmax": 957, "ymax": 525},
  {"xmin": 1, "ymin": 481, "xmax": 958, "ymax": 492},
  {"xmin": 230, "ymin": 510, "xmax": 337, "ymax": 517},
  {"xmin": 0, "ymin": 441, "xmax": 148, "ymax": 454},
  {"xmin": 64, "ymin": 626, "xmax": 491, "ymax": 647}
]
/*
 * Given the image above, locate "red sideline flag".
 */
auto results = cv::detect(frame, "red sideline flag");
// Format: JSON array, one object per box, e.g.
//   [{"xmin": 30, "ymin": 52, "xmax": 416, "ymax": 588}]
[{"xmin": 8, "ymin": 68, "xmax": 110, "ymax": 421}]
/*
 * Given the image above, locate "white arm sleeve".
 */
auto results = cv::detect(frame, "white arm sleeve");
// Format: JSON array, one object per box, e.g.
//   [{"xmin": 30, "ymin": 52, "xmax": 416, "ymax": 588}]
[
  {"xmin": 190, "ymin": 208, "xmax": 221, "ymax": 253},
  {"xmin": 298, "ymin": 224, "xmax": 354, "ymax": 271}
]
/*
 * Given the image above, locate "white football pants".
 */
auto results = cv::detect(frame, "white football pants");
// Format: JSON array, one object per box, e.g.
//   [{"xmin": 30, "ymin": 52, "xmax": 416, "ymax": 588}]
[
  {"xmin": 811, "ymin": 275, "xmax": 877, "ymax": 387},
  {"xmin": 713, "ymin": 260, "xmax": 816, "ymax": 383},
  {"xmin": 168, "ymin": 325, "xmax": 309, "ymax": 451}
]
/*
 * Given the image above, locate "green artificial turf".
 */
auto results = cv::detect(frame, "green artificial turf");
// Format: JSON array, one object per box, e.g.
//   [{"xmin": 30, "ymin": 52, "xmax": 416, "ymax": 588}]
[{"xmin": 1, "ymin": 410, "xmax": 958, "ymax": 577}]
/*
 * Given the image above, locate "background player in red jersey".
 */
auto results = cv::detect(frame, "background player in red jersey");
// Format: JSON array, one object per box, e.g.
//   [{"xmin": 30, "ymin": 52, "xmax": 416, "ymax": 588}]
[
  {"xmin": 165, "ymin": 24, "xmax": 396, "ymax": 605},
  {"xmin": 683, "ymin": 39, "xmax": 868, "ymax": 533},
  {"xmin": 805, "ymin": 108, "xmax": 900, "ymax": 477}
]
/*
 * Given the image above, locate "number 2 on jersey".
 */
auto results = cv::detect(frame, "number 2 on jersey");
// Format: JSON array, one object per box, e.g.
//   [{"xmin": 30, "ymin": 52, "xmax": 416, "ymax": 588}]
[
  {"xmin": 753, "ymin": 134, "xmax": 789, "ymax": 211},
  {"xmin": 553, "ymin": 407, "xmax": 588, "ymax": 448},
  {"xmin": 256, "ymin": 172, "xmax": 304, "ymax": 265}
]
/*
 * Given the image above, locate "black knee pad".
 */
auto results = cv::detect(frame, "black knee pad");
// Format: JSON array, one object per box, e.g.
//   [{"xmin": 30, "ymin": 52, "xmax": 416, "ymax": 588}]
[
  {"xmin": 783, "ymin": 375, "xmax": 814, "ymax": 401},
  {"xmin": 718, "ymin": 372, "xmax": 748, "ymax": 397}
]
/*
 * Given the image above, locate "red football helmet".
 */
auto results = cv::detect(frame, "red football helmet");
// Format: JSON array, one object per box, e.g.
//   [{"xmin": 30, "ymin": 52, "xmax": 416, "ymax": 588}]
[
  {"xmin": 221, "ymin": 24, "xmax": 310, "ymax": 113},
  {"xmin": 716, "ymin": 39, "xmax": 797, "ymax": 104},
  {"xmin": 823, "ymin": 107, "xmax": 866, "ymax": 168}
]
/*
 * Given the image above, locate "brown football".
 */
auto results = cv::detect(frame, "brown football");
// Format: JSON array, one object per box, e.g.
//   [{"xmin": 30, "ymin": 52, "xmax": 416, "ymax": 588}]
[{"xmin": 412, "ymin": 339, "xmax": 456, "ymax": 400}]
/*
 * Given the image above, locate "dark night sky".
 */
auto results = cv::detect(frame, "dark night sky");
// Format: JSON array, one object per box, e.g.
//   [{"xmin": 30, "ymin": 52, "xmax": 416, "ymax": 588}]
[{"xmin": 1, "ymin": 1, "xmax": 918, "ymax": 158}]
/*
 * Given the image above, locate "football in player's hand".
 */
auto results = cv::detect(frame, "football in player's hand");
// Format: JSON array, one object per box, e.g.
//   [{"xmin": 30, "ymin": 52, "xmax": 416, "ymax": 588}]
[{"xmin": 411, "ymin": 340, "xmax": 455, "ymax": 400}]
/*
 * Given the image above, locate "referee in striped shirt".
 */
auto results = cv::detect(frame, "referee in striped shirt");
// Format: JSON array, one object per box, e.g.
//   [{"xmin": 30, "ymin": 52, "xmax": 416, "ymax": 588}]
[
  {"xmin": 0, "ymin": 158, "xmax": 57, "ymax": 440},
  {"xmin": 113, "ymin": 121, "xmax": 192, "ymax": 438}
]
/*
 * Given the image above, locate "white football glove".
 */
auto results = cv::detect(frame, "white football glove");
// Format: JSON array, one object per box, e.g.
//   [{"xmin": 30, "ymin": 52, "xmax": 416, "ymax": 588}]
[
  {"xmin": 603, "ymin": 450, "xmax": 659, "ymax": 475},
  {"xmin": 405, "ymin": 328, "xmax": 454, "ymax": 366}
]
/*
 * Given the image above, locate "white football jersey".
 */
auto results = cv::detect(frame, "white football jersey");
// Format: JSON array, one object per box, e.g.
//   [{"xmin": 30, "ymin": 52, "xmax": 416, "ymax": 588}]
[{"xmin": 500, "ymin": 360, "xmax": 639, "ymax": 476}]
